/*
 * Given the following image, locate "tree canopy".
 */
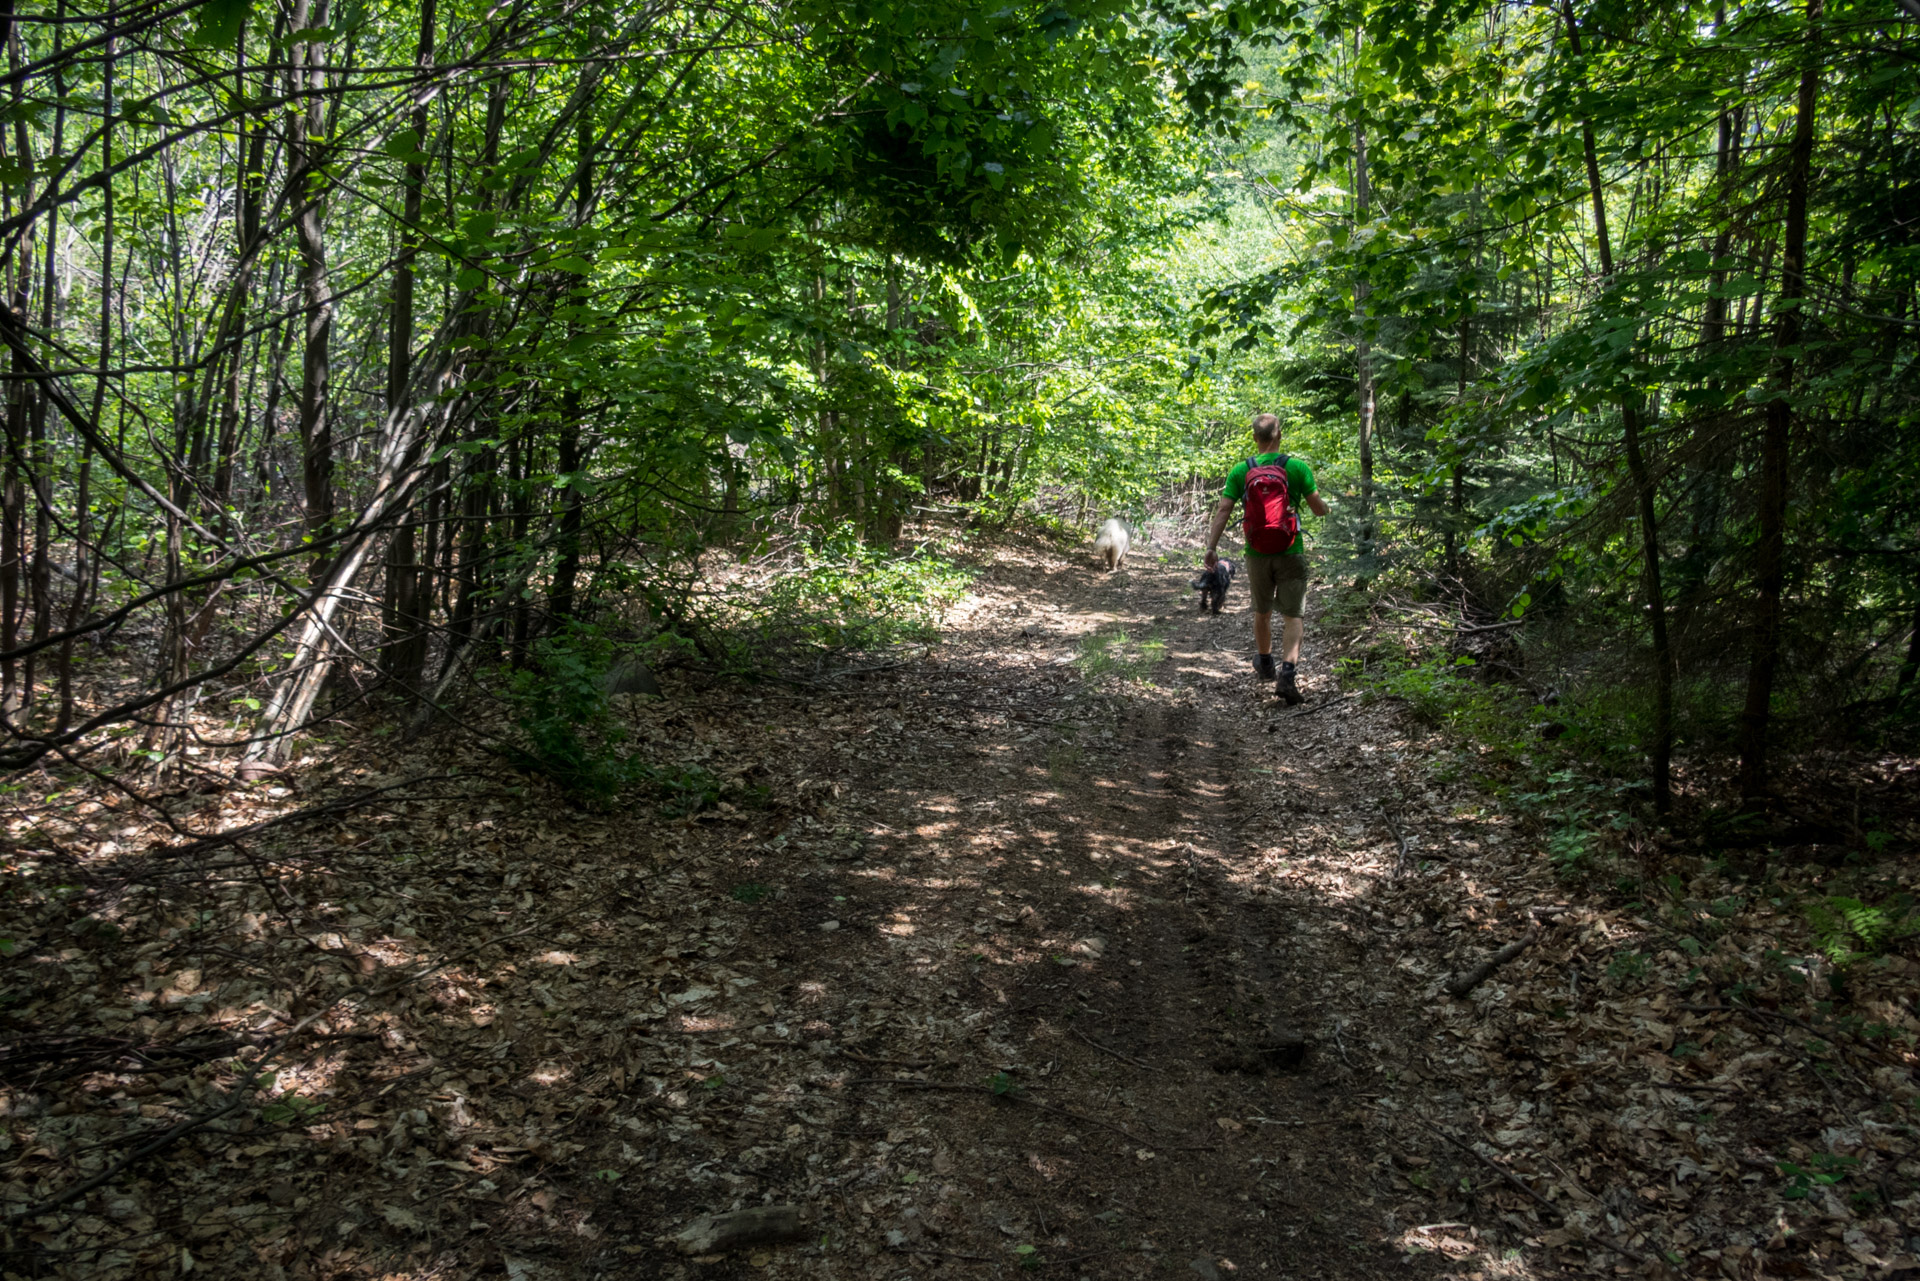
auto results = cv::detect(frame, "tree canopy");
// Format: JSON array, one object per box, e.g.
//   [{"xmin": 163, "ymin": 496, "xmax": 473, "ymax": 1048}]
[{"xmin": 0, "ymin": 0, "xmax": 1912, "ymax": 851}]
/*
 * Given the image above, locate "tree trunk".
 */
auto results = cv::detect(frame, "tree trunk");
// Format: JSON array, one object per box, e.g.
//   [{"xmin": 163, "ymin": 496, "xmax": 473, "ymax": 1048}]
[
  {"xmin": 380, "ymin": 0, "xmax": 436, "ymax": 689},
  {"xmin": 1738, "ymin": 0, "xmax": 1822, "ymax": 807},
  {"xmin": 291, "ymin": 0, "xmax": 336, "ymax": 577},
  {"xmin": 0, "ymin": 0, "xmax": 35, "ymax": 717},
  {"xmin": 62, "ymin": 28, "xmax": 111, "ymax": 731},
  {"xmin": 1351, "ymin": 47, "xmax": 1375, "ymax": 565},
  {"xmin": 549, "ymin": 89, "xmax": 597, "ymax": 626},
  {"xmin": 1564, "ymin": 0, "xmax": 1674, "ymax": 813}
]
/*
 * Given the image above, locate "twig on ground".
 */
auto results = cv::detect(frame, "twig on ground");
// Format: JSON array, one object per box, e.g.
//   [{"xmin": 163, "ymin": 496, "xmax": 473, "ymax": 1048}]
[
  {"xmin": 1681, "ymin": 1001, "xmax": 1890, "ymax": 1065},
  {"xmin": 851, "ymin": 1078, "xmax": 1207, "ymax": 1151},
  {"xmin": 1680, "ymin": 1002, "xmax": 1868, "ymax": 1101},
  {"xmin": 1443, "ymin": 930, "xmax": 1538, "ymax": 998},
  {"xmin": 1286, "ymin": 692, "xmax": 1353, "ymax": 719},
  {"xmin": 1245, "ymin": 1115, "xmax": 1342, "ymax": 1128},
  {"xmin": 1069, "ymin": 1025, "xmax": 1151, "ymax": 1070},
  {"xmin": 1384, "ymin": 808, "xmax": 1413, "ymax": 878},
  {"xmin": 828, "ymin": 656, "xmax": 923, "ymax": 680},
  {"xmin": 838, "ymin": 1048, "xmax": 934, "ymax": 1070},
  {"xmin": 1644, "ymin": 1079, "xmax": 1740, "ymax": 1094},
  {"xmin": 1045, "ymin": 1251, "xmax": 1105, "ymax": 1268}
]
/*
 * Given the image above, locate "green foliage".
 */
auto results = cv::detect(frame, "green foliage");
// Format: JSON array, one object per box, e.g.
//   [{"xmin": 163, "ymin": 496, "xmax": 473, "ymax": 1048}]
[
  {"xmin": 1192, "ymin": 0, "xmax": 1920, "ymax": 795},
  {"xmin": 260, "ymin": 1093, "xmax": 326, "ymax": 1126},
  {"xmin": 1804, "ymin": 895, "xmax": 1920, "ymax": 970},
  {"xmin": 1776, "ymin": 1153, "xmax": 1860, "ymax": 1201},
  {"xmin": 1545, "ymin": 819, "xmax": 1591, "ymax": 874},
  {"xmin": 1606, "ymin": 949, "xmax": 1650, "ymax": 986},
  {"xmin": 504, "ymin": 629, "xmax": 644, "ymax": 808},
  {"xmin": 648, "ymin": 763, "xmax": 722, "ymax": 818},
  {"xmin": 746, "ymin": 526, "xmax": 969, "ymax": 654}
]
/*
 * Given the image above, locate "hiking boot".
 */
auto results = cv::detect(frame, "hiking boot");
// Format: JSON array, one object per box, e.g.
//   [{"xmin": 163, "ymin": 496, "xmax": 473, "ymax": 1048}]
[
  {"xmin": 1253, "ymin": 652, "xmax": 1276, "ymax": 680},
  {"xmin": 1276, "ymin": 669, "xmax": 1303, "ymax": 705}
]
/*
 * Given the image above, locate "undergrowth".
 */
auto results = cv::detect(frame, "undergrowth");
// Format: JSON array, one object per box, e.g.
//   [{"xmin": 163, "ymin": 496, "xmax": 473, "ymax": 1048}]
[
  {"xmin": 1339, "ymin": 647, "xmax": 1647, "ymax": 882},
  {"xmin": 504, "ymin": 627, "xmax": 648, "ymax": 807},
  {"xmin": 1337, "ymin": 600, "xmax": 1920, "ymax": 1024},
  {"xmin": 1805, "ymin": 893, "xmax": 1920, "ymax": 969},
  {"xmin": 742, "ymin": 524, "xmax": 970, "ymax": 654}
]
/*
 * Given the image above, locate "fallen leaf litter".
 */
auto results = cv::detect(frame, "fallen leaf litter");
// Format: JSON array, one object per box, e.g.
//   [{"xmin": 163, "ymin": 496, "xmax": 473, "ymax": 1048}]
[{"xmin": 1, "ymin": 538, "xmax": 1916, "ymax": 1279}]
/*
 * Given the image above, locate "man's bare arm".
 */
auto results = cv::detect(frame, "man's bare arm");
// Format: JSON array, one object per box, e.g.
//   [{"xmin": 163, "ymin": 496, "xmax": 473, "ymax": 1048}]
[
  {"xmin": 1205, "ymin": 495, "xmax": 1234, "ymax": 563},
  {"xmin": 1306, "ymin": 491, "xmax": 1330, "ymax": 518}
]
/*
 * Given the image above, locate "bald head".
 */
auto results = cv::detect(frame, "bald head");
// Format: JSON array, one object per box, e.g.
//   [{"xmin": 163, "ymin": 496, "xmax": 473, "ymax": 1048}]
[{"xmin": 1252, "ymin": 413, "xmax": 1282, "ymax": 446}]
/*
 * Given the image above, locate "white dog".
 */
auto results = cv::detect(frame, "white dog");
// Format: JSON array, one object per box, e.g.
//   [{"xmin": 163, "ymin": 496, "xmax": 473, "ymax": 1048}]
[{"xmin": 1093, "ymin": 518, "xmax": 1131, "ymax": 572}]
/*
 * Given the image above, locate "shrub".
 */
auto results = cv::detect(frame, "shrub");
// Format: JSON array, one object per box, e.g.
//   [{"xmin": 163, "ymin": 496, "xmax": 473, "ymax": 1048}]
[
  {"xmin": 505, "ymin": 627, "xmax": 645, "ymax": 807},
  {"xmin": 746, "ymin": 524, "xmax": 970, "ymax": 653}
]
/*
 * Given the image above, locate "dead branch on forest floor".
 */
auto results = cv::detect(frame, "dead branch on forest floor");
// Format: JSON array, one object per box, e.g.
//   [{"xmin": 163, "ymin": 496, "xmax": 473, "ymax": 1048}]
[
  {"xmin": 1383, "ymin": 807, "xmax": 1412, "ymax": 877},
  {"xmin": 1443, "ymin": 930, "xmax": 1537, "ymax": 998},
  {"xmin": 1069, "ymin": 1025, "xmax": 1152, "ymax": 1069}
]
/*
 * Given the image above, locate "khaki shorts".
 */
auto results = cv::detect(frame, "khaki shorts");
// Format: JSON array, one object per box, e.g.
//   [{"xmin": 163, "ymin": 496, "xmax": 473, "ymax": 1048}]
[{"xmin": 1246, "ymin": 552, "xmax": 1309, "ymax": 618}]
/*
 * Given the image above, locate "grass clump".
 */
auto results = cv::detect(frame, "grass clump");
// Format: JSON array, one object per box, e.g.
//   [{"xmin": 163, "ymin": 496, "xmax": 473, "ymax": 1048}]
[{"xmin": 1345, "ymin": 653, "xmax": 1529, "ymax": 762}]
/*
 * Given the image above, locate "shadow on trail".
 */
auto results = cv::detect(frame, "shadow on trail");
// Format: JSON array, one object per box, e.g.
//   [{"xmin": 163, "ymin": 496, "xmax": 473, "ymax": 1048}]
[{"xmin": 687, "ymin": 548, "xmax": 1511, "ymax": 1280}]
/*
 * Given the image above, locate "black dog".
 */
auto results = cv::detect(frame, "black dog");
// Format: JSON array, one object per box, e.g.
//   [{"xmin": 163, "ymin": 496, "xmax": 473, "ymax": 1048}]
[{"xmin": 1192, "ymin": 559, "xmax": 1235, "ymax": 614}]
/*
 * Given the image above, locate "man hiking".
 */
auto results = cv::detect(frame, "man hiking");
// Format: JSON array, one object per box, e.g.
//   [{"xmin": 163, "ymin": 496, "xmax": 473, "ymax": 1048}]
[{"xmin": 1204, "ymin": 413, "xmax": 1330, "ymax": 704}]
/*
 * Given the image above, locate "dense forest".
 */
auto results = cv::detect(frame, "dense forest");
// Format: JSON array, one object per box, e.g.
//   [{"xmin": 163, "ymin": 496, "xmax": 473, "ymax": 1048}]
[
  {"xmin": 0, "ymin": 0, "xmax": 1910, "ymax": 808},
  {"xmin": 1, "ymin": 0, "xmax": 1917, "ymax": 1275}
]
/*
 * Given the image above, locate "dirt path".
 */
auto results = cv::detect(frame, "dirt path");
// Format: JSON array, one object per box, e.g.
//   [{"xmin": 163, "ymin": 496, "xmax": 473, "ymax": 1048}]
[
  {"xmin": 25, "ymin": 535, "xmax": 1911, "ymax": 1281},
  {"xmin": 613, "ymin": 542, "xmax": 1508, "ymax": 1281}
]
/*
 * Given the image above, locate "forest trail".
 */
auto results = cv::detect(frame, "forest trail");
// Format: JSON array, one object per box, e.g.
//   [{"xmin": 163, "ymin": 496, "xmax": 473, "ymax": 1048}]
[
  {"xmin": 18, "ymin": 533, "xmax": 1913, "ymax": 1281},
  {"xmin": 600, "ymin": 535, "xmax": 1548, "ymax": 1281},
  {"xmin": 758, "ymin": 538, "xmax": 1459, "ymax": 1280}
]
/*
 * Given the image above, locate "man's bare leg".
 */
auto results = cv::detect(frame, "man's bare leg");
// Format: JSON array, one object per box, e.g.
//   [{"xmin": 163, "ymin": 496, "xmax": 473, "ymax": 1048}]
[
  {"xmin": 1255, "ymin": 611, "xmax": 1273, "ymax": 656},
  {"xmin": 1281, "ymin": 615, "xmax": 1303, "ymax": 664}
]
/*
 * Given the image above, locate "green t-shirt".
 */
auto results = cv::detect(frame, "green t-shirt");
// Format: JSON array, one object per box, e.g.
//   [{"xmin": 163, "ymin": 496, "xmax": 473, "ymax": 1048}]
[{"xmin": 1222, "ymin": 453, "xmax": 1317, "ymax": 556}]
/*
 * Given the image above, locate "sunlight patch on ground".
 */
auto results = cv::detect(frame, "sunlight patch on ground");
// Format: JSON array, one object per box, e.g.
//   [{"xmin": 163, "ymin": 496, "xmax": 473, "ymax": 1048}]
[
  {"xmin": 1394, "ymin": 1223, "xmax": 1539, "ymax": 1277},
  {"xmin": 527, "ymin": 1063, "xmax": 572, "ymax": 1087}
]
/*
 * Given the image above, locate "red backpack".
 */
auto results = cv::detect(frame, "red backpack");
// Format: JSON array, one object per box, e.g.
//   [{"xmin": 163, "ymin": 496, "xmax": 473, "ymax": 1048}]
[{"xmin": 1241, "ymin": 454, "xmax": 1299, "ymax": 555}]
